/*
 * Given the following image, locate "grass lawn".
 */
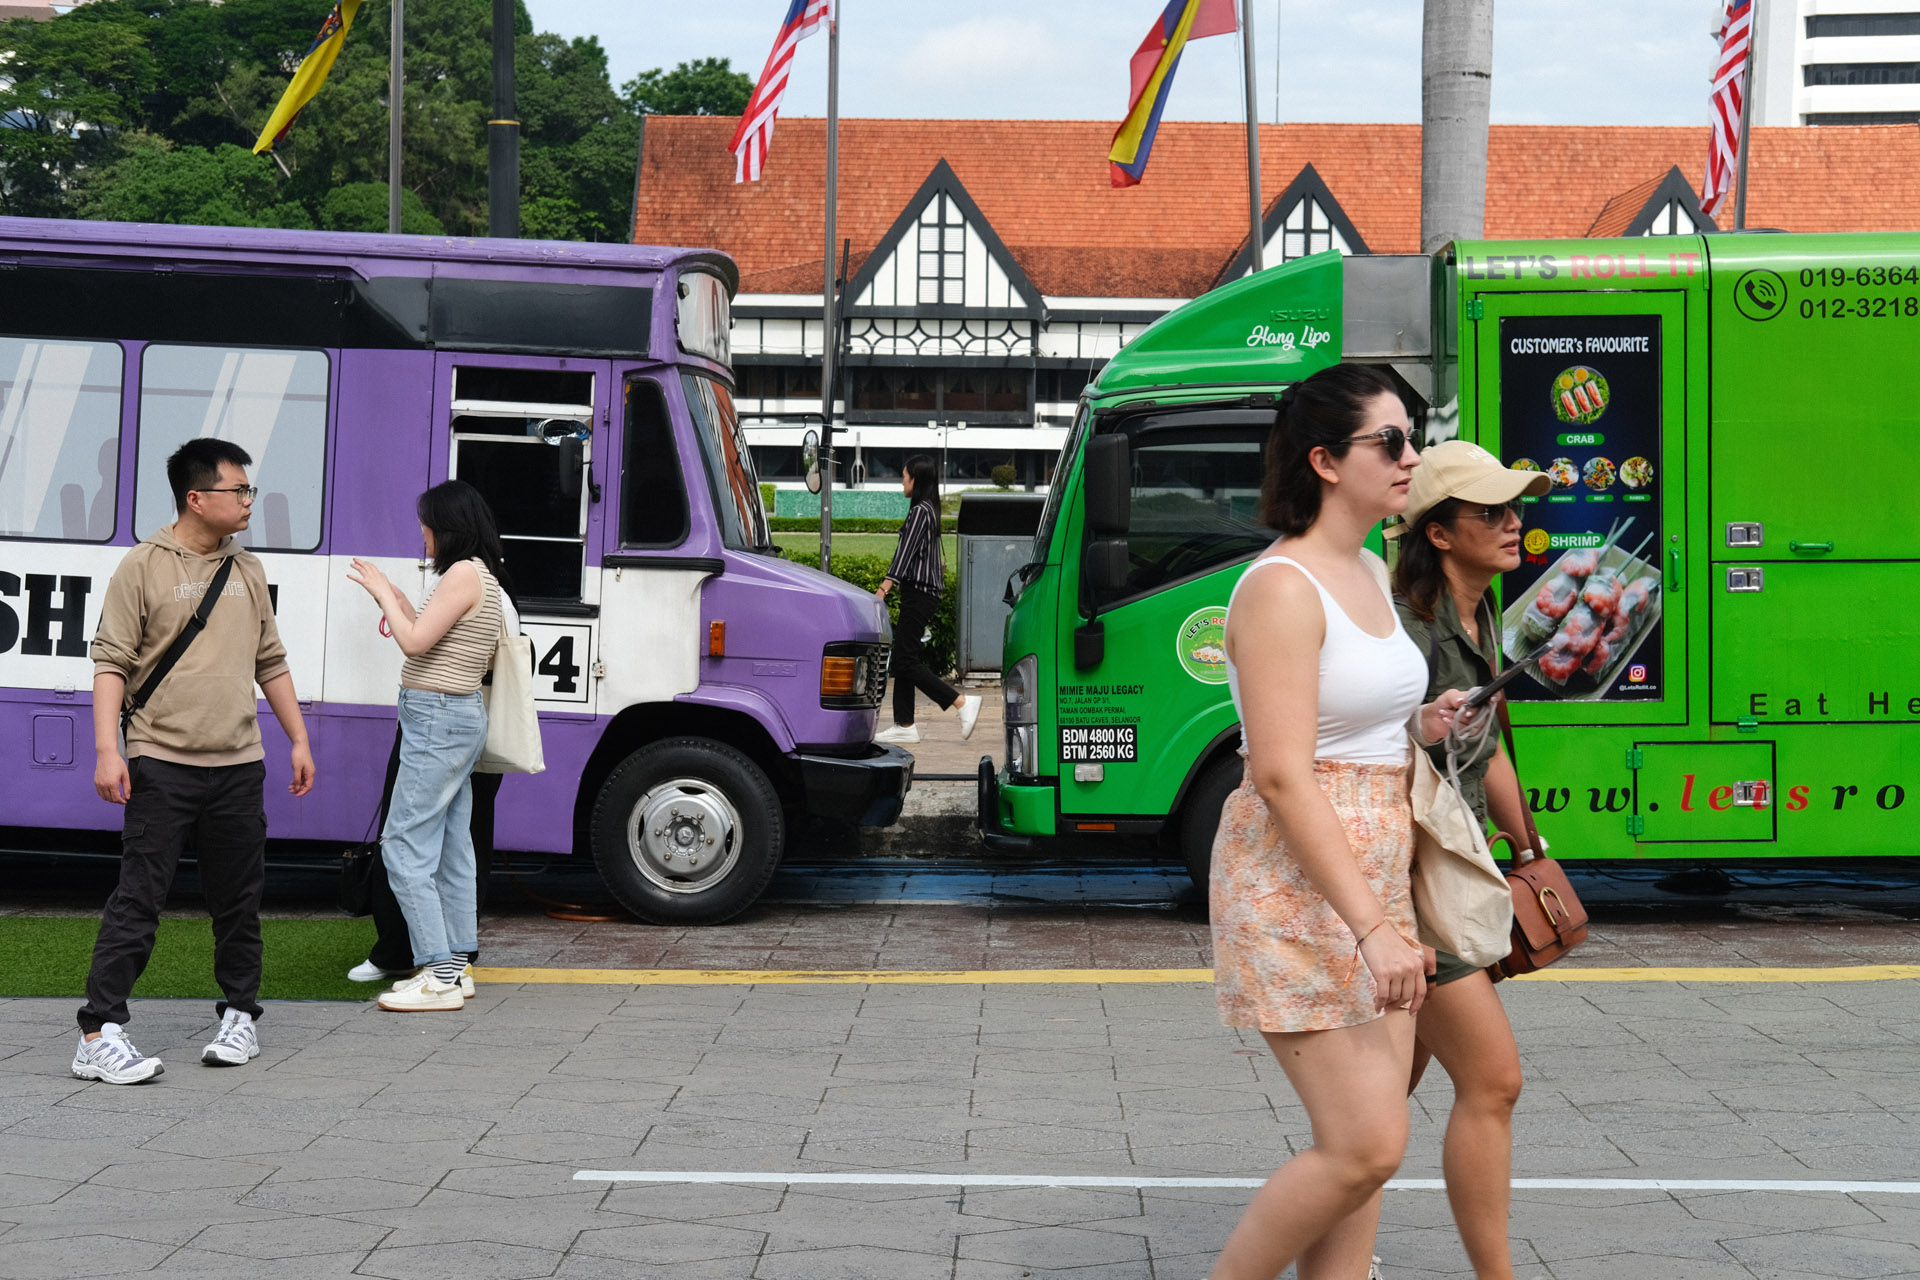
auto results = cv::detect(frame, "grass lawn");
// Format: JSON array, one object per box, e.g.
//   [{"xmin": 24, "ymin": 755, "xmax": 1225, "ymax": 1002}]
[{"xmin": 0, "ymin": 917, "xmax": 378, "ymax": 1001}]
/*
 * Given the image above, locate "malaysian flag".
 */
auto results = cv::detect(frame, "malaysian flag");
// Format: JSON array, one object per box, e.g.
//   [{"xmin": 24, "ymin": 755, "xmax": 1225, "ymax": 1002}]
[
  {"xmin": 1702, "ymin": 0, "xmax": 1753, "ymax": 218},
  {"xmin": 730, "ymin": 0, "xmax": 834, "ymax": 183}
]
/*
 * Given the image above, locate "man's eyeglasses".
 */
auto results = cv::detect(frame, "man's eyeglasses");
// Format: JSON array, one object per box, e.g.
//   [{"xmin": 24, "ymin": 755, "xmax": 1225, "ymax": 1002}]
[
  {"xmin": 1458, "ymin": 499, "xmax": 1524, "ymax": 528},
  {"xmin": 195, "ymin": 485, "xmax": 258, "ymax": 502},
  {"xmin": 1340, "ymin": 427, "xmax": 1411, "ymax": 459}
]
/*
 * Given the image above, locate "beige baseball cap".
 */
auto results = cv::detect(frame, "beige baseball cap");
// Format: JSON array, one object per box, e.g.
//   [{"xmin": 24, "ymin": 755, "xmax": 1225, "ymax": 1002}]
[{"xmin": 1400, "ymin": 439, "xmax": 1551, "ymax": 529}]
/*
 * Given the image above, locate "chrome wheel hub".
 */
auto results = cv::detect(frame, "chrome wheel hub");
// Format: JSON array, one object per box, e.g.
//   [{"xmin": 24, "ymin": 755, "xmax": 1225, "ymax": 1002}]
[{"xmin": 625, "ymin": 777, "xmax": 743, "ymax": 894}]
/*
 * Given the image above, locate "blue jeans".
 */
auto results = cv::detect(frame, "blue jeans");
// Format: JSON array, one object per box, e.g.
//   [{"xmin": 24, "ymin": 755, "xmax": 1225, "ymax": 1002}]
[{"xmin": 381, "ymin": 689, "xmax": 488, "ymax": 967}]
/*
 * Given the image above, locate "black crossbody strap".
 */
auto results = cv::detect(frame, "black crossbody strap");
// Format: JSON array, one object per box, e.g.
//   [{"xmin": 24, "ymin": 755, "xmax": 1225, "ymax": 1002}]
[{"xmin": 122, "ymin": 555, "xmax": 236, "ymax": 736}]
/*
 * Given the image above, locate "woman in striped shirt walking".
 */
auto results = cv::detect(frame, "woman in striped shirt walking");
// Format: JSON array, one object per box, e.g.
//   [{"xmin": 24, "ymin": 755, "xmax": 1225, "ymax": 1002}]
[
  {"xmin": 347, "ymin": 481, "xmax": 509, "ymax": 1011},
  {"xmin": 874, "ymin": 455, "xmax": 980, "ymax": 745}
]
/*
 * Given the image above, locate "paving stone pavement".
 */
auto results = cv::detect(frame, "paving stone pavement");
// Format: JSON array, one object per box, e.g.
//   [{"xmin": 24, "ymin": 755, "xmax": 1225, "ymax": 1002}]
[{"xmin": 4, "ymin": 966, "xmax": 1920, "ymax": 1279}]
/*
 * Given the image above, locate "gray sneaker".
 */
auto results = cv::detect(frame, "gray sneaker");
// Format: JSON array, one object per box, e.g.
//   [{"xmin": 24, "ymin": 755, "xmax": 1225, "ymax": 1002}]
[
  {"xmin": 72, "ymin": 1024, "xmax": 163, "ymax": 1084},
  {"xmin": 201, "ymin": 1009, "xmax": 259, "ymax": 1066}
]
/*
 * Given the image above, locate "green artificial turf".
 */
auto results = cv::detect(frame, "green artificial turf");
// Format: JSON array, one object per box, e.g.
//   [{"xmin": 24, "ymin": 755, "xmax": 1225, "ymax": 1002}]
[{"xmin": 0, "ymin": 916, "xmax": 379, "ymax": 1001}]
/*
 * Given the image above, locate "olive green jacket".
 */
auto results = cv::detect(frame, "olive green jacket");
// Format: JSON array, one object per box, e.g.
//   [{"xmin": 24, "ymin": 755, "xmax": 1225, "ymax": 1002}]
[{"xmin": 1394, "ymin": 589, "xmax": 1500, "ymax": 824}]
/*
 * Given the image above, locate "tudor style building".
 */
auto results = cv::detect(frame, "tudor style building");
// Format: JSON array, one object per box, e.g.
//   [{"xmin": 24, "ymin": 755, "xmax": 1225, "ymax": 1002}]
[{"xmin": 630, "ymin": 117, "xmax": 1920, "ymax": 493}]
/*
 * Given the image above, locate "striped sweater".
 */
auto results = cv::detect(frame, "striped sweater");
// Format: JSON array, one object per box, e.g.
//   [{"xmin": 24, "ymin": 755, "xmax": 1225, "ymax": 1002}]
[{"xmin": 886, "ymin": 500, "xmax": 945, "ymax": 593}]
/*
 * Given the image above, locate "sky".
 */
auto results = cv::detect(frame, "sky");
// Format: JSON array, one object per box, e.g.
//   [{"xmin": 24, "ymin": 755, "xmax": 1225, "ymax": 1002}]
[{"xmin": 520, "ymin": 1, "xmax": 1718, "ymax": 128}]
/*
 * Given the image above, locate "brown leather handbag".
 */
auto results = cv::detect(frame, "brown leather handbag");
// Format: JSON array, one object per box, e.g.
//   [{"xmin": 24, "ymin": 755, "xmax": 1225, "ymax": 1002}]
[{"xmin": 1489, "ymin": 701, "xmax": 1589, "ymax": 978}]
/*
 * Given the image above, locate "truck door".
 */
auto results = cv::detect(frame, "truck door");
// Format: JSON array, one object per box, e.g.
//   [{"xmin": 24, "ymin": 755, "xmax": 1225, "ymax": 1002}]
[
  {"xmin": 1058, "ymin": 412, "xmax": 1274, "ymax": 827},
  {"xmin": 433, "ymin": 356, "xmax": 606, "ymax": 711},
  {"xmin": 1474, "ymin": 291, "xmax": 1690, "ymax": 725}
]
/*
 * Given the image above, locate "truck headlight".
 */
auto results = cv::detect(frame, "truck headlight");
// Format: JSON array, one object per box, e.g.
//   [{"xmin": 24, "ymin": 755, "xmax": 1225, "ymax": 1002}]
[{"xmin": 1004, "ymin": 653, "xmax": 1037, "ymax": 779}]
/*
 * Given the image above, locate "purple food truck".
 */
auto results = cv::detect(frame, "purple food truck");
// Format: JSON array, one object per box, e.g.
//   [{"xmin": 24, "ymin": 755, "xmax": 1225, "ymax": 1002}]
[{"xmin": 0, "ymin": 217, "xmax": 909, "ymax": 923}]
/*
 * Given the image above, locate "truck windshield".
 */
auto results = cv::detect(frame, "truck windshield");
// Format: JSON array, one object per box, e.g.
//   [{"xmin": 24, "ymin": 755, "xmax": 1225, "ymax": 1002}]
[
  {"xmin": 682, "ymin": 371, "xmax": 771, "ymax": 551},
  {"xmin": 1029, "ymin": 402, "xmax": 1091, "ymax": 573}
]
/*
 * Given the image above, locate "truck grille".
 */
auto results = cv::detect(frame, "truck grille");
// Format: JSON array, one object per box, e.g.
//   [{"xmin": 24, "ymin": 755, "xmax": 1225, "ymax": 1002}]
[{"xmin": 864, "ymin": 643, "xmax": 891, "ymax": 706}]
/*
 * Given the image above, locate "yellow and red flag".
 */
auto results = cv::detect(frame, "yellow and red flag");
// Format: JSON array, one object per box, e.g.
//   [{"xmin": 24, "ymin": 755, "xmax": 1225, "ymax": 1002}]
[
  {"xmin": 253, "ymin": 0, "xmax": 364, "ymax": 154},
  {"xmin": 1108, "ymin": 0, "xmax": 1238, "ymax": 188}
]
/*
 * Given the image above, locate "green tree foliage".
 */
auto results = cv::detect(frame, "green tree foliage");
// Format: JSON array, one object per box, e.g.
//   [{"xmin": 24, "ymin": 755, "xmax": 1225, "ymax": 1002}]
[
  {"xmin": 623, "ymin": 57, "xmax": 752, "ymax": 117},
  {"xmin": 0, "ymin": 0, "xmax": 717, "ymax": 239}
]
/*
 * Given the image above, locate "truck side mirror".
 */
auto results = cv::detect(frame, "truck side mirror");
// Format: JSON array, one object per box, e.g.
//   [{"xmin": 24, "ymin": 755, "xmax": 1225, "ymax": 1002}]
[
  {"xmin": 1084, "ymin": 434, "xmax": 1130, "ymax": 536},
  {"xmin": 1083, "ymin": 538, "xmax": 1128, "ymax": 595}
]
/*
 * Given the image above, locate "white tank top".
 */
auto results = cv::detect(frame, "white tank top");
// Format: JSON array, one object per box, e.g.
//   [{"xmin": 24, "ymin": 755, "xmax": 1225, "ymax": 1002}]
[{"xmin": 1224, "ymin": 550, "xmax": 1428, "ymax": 764}]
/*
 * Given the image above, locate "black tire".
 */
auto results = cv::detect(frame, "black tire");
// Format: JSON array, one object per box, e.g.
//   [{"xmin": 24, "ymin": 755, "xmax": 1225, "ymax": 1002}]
[
  {"xmin": 590, "ymin": 737, "xmax": 785, "ymax": 926},
  {"xmin": 1178, "ymin": 754, "xmax": 1243, "ymax": 888}
]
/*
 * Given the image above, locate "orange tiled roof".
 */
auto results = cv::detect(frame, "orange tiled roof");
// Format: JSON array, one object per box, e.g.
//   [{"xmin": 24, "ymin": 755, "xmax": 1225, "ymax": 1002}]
[
  {"xmin": 632, "ymin": 118, "xmax": 1920, "ymax": 298},
  {"xmin": 1586, "ymin": 174, "xmax": 1671, "ymax": 239}
]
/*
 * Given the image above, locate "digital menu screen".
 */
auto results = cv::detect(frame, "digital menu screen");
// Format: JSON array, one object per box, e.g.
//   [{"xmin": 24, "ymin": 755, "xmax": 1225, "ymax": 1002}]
[{"xmin": 1497, "ymin": 314, "xmax": 1664, "ymax": 703}]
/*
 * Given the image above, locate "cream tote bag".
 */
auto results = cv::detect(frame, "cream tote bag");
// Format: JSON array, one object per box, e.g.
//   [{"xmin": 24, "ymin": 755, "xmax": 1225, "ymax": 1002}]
[
  {"xmin": 476, "ymin": 619, "xmax": 545, "ymax": 775},
  {"xmin": 1407, "ymin": 738, "xmax": 1512, "ymax": 967}
]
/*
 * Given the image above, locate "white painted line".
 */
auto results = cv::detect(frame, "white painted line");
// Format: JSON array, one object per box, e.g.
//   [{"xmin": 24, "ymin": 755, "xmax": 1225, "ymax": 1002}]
[{"xmin": 574, "ymin": 1172, "xmax": 1920, "ymax": 1194}]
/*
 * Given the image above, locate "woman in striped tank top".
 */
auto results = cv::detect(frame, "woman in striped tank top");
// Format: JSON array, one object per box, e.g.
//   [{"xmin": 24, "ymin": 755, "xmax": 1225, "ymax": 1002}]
[{"xmin": 347, "ymin": 481, "xmax": 510, "ymax": 1012}]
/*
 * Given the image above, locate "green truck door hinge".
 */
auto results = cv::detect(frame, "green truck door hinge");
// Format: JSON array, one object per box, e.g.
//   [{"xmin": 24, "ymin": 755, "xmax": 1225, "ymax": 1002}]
[
  {"xmin": 1466, "ymin": 297, "xmax": 1486, "ymax": 321},
  {"xmin": 1626, "ymin": 814, "xmax": 1646, "ymax": 836},
  {"xmin": 1625, "ymin": 748, "xmax": 1644, "ymax": 770}
]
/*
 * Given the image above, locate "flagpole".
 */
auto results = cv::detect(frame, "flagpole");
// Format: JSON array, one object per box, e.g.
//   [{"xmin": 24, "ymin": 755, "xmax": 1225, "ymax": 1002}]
[
  {"xmin": 818, "ymin": 3, "xmax": 840, "ymax": 571},
  {"xmin": 1241, "ymin": 0, "xmax": 1264, "ymax": 272},
  {"xmin": 1732, "ymin": 0, "xmax": 1755, "ymax": 231},
  {"xmin": 388, "ymin": 0, "xmax": 403, "ymax": 233}
]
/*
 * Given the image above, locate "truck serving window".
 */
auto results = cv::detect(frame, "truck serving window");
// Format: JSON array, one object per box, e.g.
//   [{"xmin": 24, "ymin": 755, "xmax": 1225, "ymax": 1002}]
[
  {"xmin": 135, "ymin": 345, "xmax": 328, "ymax": 552},
  {"xmin": 0, "ymin": 337, "xmax": 123, "ymax": 543},
  {"xmin": 682, "ymin": 372, "xmax": 770, "ymax": 551},
  {"xmin": 1106, "ymin": 431, "xmax": 1270, "ymax": 602}
]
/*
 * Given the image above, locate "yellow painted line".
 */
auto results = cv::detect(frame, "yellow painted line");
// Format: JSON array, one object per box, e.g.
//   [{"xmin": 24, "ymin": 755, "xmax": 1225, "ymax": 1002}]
[
  {"xmin": 471, "ymin": 964, "xmax": 1920, "ymax": 987},
  {"xmin": 473, "ymin": 966, "xmax": 1214, "ymax": 986}
]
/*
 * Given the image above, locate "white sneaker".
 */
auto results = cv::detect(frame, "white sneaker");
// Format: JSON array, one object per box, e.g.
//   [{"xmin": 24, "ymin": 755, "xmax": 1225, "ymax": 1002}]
[
  {"xmin": 72, "ymin": 1023, "xmax": 163, "ymax": 1085},
  {"xmin": 957, "ymin": 695, "xmax": 981, "ymax": 741},
  {"xmin": 460, "ymin": 966, "xmax": 475, "ymax": 1000},
  {"xmin": 875, "ymin": 724, "xmax": 920, "ymax": 744},
  {"xmin": 378, "ymin": 971, "xmax": 464, "ymax": 1012},
  {"xmin": 201, "ymin": 1009, "xmax": 259, "ymax": 1066},
  {"xmin": 347, "ymin": 959, "xmax": 413, "ymax": 983},
  {"xmin": 1369, "ymin": 1256, "xmax": 1383, "ymax": 1280}
]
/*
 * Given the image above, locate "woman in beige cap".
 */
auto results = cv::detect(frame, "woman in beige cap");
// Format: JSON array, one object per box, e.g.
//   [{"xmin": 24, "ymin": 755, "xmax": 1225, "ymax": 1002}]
[{"xmin": 1389, "ymin": 439, "xmax": 1551, "ymax": 1280}]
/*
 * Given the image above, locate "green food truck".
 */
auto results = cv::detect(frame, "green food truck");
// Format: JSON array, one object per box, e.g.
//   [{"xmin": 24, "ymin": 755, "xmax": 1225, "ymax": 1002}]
[{"xmin": 980, "ymin": 235, "xmax": 1918, "ymax": 879}]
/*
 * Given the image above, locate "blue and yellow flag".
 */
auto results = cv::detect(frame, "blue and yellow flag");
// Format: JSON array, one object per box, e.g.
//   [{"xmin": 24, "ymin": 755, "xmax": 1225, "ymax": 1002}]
[
  {"xmin": 1108, "ymin": 0, "xmax": 1237, "ymax": 188},
  {"xmin": 253, "ymin": 0, "xmax": 364, "ymax": 154}
]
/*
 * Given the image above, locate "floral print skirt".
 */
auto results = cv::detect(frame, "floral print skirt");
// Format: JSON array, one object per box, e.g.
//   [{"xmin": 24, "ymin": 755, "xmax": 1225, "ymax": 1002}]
[{"xmin": 1210, "ymin": 758, "xmax": 1415, "ymax": 1033}]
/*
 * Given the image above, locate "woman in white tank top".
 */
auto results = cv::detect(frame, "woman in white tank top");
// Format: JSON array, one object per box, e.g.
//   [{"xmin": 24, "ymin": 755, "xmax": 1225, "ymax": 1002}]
[{"xmin": 1208, "ymin": 365, "xmax": 1471, "ymax": 1280}]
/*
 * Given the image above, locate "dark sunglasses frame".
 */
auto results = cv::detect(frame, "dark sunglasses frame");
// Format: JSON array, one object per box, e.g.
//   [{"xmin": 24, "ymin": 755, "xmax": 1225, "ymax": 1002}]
[
  {"xmin": 1455, "ymin": 498, "xmax": 1525, "ymax": 528},
  {"xmin": 1337, "ymin": 427, "xmax": 1411, "ymax": 458}
]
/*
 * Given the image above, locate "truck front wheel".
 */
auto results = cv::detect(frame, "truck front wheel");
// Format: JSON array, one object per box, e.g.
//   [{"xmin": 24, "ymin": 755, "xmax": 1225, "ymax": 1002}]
[
  {"xmin": 1178, "ymin": 754, "xmax": 1243, "ymax": 888},
  {"xmin": 591, "ymin": 737, "xmax": 784, "ymax": 925}
]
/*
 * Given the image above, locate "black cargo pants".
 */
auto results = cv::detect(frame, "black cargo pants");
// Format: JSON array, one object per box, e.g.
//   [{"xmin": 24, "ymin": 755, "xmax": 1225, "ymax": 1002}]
[{"xmin": 77, "ymin": 757, "xmax": 268, "ymax": 1033}]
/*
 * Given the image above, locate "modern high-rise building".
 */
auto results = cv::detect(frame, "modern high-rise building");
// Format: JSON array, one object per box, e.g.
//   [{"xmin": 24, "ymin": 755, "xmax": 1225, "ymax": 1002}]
[{"xmin": 1750, "ymin": 0, "xmax": 1920, "ymax": 125}]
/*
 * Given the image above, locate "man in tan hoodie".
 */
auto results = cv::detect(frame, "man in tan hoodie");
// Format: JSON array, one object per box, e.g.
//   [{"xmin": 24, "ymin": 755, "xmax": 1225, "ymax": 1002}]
[{"xmin": 73, "ymin": 438, "xmax": 315, "ymax": 1085}]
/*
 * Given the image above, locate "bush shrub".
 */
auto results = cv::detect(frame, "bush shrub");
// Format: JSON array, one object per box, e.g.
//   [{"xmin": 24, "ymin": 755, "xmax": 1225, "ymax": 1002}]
[
  {"xmin": 769, "ymin": 516, "xmax": 957, "ymax": 533},
  {"xmin": 990, "ymin": 463, "xmax": 1017, "ymax": 489},
  {"xmin": 759, "ymin": 482, "xmax": 776, "ymax": 515},
  {"xmin": 784, "ymin": 550, "xmax": 959, "ymax": 680}
]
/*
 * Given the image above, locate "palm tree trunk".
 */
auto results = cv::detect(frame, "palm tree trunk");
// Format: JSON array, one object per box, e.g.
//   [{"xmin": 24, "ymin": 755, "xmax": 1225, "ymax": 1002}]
[{"xmin": 1420, "ymin": 0, "xmax": 1494, "ymax": 254}]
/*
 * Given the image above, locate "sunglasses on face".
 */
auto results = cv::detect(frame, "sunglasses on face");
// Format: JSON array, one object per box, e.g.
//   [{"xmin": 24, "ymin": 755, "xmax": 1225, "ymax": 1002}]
[
  {"xmin": 1340, "ymin": 427, "xmax": 1412, "ymax": 458},
  {"xmin": 1457, "ymin": 499, "xmax": 1525, "ymax": 528}
]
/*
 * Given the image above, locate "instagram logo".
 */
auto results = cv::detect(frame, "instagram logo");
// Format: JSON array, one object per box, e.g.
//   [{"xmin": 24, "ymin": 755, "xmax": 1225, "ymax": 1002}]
[{"xmin": 1628, "ymin": 665, "xmax": 1647, "ymax": 682}]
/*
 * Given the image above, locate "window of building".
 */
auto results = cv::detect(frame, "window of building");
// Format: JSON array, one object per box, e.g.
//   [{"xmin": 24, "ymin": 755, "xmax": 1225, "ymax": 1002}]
[
  {"xmin": 735, "ymin": 363, "xmax": 822, "ymax": 402},
  {"xmin": 1805, "ymin": 62, "xmax": 1920, "ymax": 86},
  {"xmin": 0, "ymin": 337, "xmax": 122, "ymax": 542},
  {"xmin": 1807, "ymin": 13, "xmax": 1920, "ymax": 38},
  {"xmin": 916, "ymin": 193, "xmax": 968, "ymax": 306},
  {"xmin": 1036, "ymin": 368, "xmax": 1092, "ymax": 405},
  {"xmin": 1804, "ymin": 110, "xmax": 1920, "ymax": 124},
  {"xmin": 749, "ymin": 445, "xmax": 807, "ymax": 481},
  {"xmin": 1644, "ymin": 201, "xmax": 1698, "ymax": 236},
  {"xmin": 136, "ymin": 345, "xmax": 328, "ymax": 551},
  {"xmin": 621, "ymin": 379, "xmax": 688, "ymax": 547},
  {"xmin": 848, "ymin": 367, "xmax": 1031, "ymax": 418},
  {"xmin": 1275, "ymin": 196, "xmax": 1352, "ymax": 262}
]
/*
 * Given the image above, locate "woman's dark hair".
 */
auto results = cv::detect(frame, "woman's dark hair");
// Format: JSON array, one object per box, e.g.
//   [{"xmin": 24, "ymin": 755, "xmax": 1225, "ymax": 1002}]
[
  {"xmin": 1390, "ymin": 496, "xmax": 1467, "ymax": 622},
  {"xmin": 904, "ymin": 453, "xmax": 941, "ymax": 509},
  {"xmin": 1257, "ymin": 363, "xmax": 1404, "ymax": 536},
  {"xmin": 417, "ymin": 480, "xmax": 515, "ymax": 603}
]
